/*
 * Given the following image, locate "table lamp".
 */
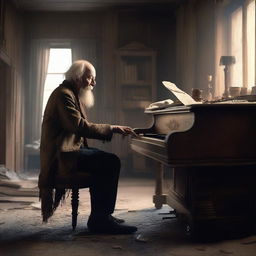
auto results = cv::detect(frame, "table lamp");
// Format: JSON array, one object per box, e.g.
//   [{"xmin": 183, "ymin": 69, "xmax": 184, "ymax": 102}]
[{"xmin": 220, "ymin": 56, "xmax": 236, "ymax": 98}]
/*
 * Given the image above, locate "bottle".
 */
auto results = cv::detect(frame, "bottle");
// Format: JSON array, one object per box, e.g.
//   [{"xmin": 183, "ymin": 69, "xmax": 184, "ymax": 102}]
[{"xmin": 206, "ymin": 75, "xmax": 213, "ymax": 101}]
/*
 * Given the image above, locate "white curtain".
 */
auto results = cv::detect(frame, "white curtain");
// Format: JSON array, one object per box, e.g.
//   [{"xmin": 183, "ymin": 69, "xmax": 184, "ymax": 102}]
[
  {"xmin": 214, "ymin": 2, "xmax": 227, "ymax": 97},
  {"xmin": 26, "ymin": 40, "xmax": 50, "ymax": 143},
  {"xmin": 214, "ymin": 0, "xmax": 256, "ymax": 96}
]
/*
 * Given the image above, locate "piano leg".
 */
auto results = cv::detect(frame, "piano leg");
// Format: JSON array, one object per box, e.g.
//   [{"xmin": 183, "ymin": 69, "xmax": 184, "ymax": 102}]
[{"xmin": 153, "ymin": 163, "xmax": 167, "ymax": 209}]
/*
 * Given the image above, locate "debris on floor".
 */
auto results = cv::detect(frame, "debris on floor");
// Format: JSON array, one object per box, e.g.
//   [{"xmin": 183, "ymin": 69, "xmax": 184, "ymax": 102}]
[
  {"xmin": 112, "ymin": 245, "xmax": 123, "ymax": 249},
  {"xmin": 135, "ymin": 234, "xmax": 148, "ymax": 243},
  {"xmin": 219, "ymin": 249, "xmax": 233, "ymax": 254},
  {"xmin": 0, "ymin": 166, "xmax": 39, "ymax": 210}
]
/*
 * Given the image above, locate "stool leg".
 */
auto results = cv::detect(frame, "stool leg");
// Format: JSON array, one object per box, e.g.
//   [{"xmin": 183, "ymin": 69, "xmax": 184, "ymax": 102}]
[{"xmin": 71, "ymin": 188, "xmax": 79, "ymax": 230}]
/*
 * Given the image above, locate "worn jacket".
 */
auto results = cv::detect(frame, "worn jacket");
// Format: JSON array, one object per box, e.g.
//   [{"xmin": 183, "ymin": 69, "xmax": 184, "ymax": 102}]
[{"xmin": 38, "ymin": 80, "xmax": 113, "ymax": 221}]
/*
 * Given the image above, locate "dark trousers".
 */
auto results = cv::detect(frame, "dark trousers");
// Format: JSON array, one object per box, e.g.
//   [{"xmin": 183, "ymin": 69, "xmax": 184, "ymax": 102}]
[{"xmin": 77, "ymin": 147, "xmax": 121, "ymax": 217}]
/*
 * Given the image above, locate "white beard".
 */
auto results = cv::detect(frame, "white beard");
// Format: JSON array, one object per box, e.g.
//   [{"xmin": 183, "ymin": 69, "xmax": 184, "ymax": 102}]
[{"xmin": 78, "ymin": 86, "xmax": 94, "ymax": 109}]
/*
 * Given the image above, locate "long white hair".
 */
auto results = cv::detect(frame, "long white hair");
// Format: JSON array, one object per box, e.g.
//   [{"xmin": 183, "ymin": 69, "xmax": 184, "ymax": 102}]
[{"xmin": 65, "ymin": 60, "xmax": 93, "ymax": 81}]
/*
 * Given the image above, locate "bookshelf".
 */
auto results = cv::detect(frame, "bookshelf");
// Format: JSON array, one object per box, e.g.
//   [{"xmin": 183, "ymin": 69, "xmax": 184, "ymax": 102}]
[
  {"xmin": 115, "ymin": 42, "xmax": 157, "ymax": 174},
  {"xmin": 116, "ymin": 42, "xmax": 156, "ymax": 126}
]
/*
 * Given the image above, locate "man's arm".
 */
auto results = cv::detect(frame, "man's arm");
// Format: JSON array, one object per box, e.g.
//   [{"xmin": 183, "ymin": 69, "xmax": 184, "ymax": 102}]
[
  {"xmin": 111, "ymin": 125, "xmax": 139, "ymax": 137},
  {"xmin": 57, "ymin": 90, "xmax": 113, "ymax": 141}
]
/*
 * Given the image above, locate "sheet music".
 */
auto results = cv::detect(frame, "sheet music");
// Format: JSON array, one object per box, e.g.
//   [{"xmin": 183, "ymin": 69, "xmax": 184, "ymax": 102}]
[
  {"xmin": 162, "ymin": 81, "xmax": 199, "ymax": 105},
  {"xmin": 145, "ymin": 99, "xmax": 174, "ymax": 111}
]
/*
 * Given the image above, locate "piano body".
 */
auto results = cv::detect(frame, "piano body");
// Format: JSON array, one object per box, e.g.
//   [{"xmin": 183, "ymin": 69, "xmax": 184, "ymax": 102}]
[{"xmin": 131, "ymin": 103, "xmax": 256, "ymax": 236}]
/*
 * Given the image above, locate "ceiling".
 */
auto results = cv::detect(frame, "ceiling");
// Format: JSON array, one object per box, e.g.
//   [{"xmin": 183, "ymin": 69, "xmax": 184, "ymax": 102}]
[{"xmin": 11, "ymin": 0, "xmax": 183, "ymax": 11}]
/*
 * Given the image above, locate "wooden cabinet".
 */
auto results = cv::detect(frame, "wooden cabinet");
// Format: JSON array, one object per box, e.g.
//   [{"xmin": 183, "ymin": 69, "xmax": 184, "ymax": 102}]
[{"xmin": 116, "ymin": 42, "xmax": 156, "ymax": 127}]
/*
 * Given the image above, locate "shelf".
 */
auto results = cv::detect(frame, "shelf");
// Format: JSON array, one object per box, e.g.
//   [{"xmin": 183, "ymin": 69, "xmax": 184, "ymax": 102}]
[{"xmin": 116, "ymin": 42, "xmax": 156, "ymax": 126}]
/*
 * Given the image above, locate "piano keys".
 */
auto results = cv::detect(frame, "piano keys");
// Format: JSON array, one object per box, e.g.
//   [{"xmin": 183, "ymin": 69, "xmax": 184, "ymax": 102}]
[{"xmin": 131, "ymin": 103, "xmax": 256, "ymax": 237}]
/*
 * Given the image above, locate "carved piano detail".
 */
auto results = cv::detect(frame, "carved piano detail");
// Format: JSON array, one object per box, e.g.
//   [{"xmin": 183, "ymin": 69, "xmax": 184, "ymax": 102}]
[{"xmin": 131, "ymin": 104, "xmax": 256, "ymax": 237}]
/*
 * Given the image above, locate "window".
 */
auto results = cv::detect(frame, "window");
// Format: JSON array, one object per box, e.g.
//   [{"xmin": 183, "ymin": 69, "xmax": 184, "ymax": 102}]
[
  {"xmin": 229, "ymin": 0, "xmax": 255, "ymax": 89},
  {"xmin": 42, "ymin": 48, "xmax": 72, "ymax": 115}
]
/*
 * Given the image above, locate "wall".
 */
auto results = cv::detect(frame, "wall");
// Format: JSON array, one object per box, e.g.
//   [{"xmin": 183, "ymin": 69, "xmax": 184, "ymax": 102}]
[
  {"xmin": 25, "ymin": 11, "xmax": 103, "ymax": 39},
  {"xmin": 176, "ymin": 0, "xmax": 216, "ymax": 95},
  {"xmin": 0, "ymin": 1, "xmax": 24, "ymax": 171}
]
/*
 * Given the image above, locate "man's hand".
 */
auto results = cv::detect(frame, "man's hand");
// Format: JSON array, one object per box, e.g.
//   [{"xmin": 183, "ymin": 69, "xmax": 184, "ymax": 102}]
[{"xmin": 111, "ymin": 125, "xmax": 139, "ymax": 138}]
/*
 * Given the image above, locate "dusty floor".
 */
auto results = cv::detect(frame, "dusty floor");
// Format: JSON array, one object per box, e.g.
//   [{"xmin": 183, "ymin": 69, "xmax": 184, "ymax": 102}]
[{"xmin": 0, "ymin": 177, "xmax": 256, "ymax": 256}]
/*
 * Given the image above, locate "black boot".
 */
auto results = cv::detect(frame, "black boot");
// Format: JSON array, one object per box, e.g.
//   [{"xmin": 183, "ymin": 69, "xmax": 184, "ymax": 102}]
[
  {"xmin": 87, "ymin": 215, "xmax": 137, "ymax": 234},
  {"xmin": 109, "ymin": 215, "xmax": 125, "ymax": 224}
]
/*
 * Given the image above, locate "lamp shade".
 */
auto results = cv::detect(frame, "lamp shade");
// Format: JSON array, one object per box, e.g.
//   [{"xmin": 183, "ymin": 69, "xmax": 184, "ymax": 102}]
[{"xmin": 219, "ymin": 56, "xmax": 236, "ymax": 66}]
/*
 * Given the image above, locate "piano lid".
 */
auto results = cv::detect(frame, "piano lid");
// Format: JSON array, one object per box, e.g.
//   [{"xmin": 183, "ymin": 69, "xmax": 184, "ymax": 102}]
[{"xmin": 145, "ymin": 102, "xmax": 256, "ymax": 114}]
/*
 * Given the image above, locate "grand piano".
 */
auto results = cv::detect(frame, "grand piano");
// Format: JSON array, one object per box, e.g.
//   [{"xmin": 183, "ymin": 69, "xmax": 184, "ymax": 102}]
[{"xmin": 131, "ymin": 103, "xmax": 256, "ymax": 237}]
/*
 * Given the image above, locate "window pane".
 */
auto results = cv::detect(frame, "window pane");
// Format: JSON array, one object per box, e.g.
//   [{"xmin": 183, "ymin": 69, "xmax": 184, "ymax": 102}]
[
  {"xmin": 42, "ymin": 74, "xmax": 65, "ymax": 114},
  {"xmin": 247, "ymin": 0, "xmax": 255, "ymax": 88},
  {"xmin": 230, "ymin": 7, "xmax": 243, "ymax": 87},
  {"xmin": 42, "ymin": 48, "xmax": 72, "ymax": 116},
  {"xmin": 47, "ymin": 48, "xmax": 72, "ymax": 73},
  {"xmin": 44, "ymin": 73, "xmax": 65, "ymax": 91}
]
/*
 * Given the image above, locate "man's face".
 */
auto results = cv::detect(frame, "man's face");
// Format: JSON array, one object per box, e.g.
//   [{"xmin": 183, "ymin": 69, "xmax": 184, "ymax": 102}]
[
  {"xmin": 77, "ymin": 65, "xmax": 96, "ymax": 108},
  {"xmin": 80, "ymin": 66, "xmax": 96, "ymax": 90}
]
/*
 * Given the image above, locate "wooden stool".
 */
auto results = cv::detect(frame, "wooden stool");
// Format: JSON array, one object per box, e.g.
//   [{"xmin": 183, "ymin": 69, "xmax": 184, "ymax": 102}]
[{"xmin": 54, "ymin": 172, "xmax": 91, "ymax": 230}]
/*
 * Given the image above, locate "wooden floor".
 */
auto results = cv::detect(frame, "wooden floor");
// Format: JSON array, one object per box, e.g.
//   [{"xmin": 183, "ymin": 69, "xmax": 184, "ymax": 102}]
[{"xmin": 0, "ymin": 177, "xmax": 256, "ymax": 256}]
